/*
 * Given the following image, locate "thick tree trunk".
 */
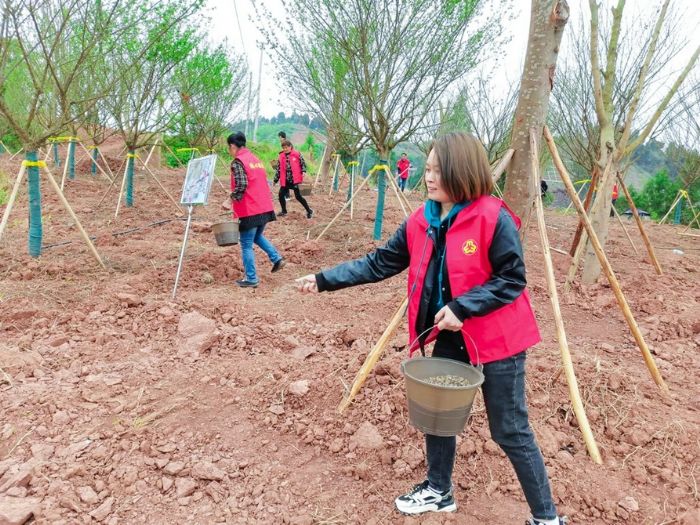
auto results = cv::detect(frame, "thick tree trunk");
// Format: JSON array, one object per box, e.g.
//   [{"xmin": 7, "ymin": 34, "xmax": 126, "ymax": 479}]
[{"xmin": 504, "ymin": 0, "xmax": 569, "ymax": 220}]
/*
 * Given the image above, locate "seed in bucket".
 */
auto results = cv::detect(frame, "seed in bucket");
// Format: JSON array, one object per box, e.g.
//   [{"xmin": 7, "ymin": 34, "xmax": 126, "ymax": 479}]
[{"xmin": 423, "ymin": 375, "xmax": 471, "ymax": 387}]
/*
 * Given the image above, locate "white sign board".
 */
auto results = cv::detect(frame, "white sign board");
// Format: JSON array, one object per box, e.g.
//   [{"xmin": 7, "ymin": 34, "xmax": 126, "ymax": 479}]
[{"xmin": 180, "ymin": 154, "xmax": 217, "ymax": 205}]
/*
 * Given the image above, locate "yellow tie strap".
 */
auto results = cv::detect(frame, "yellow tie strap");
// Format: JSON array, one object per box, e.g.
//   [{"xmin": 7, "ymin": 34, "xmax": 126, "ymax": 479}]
[
  {"xmin": 347, "ymin": 161, "xmax": 359, "ymax": 166},
  {"xmin": 679, "ymin": 190, "xmax": 689, "ymax": 198},
  {"xmin": 22, "ymin": 160, "xmax": 47, "ymax": 168},
  {"xmin": 368, "ymin": 164, "xmax": 389, "ymax": 175},
  {"xmin": 176, "ymin": 147, "xmax": 200, "ymax": 152},
  {"xmin": 127, "ymin": 153, "xmax": 139, "ymax": 159},
  {"xmin": 48, "ymin": 136, "xmax": 80, "ymax": 142}
]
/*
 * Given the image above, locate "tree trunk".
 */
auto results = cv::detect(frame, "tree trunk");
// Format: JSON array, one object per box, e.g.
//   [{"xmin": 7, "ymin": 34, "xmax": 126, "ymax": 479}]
[
  {"xmin": 581, "ymin": 125, "xmax": 616, "ymax": 283},
  {"xmin": 319, "ymin": 144, "xmax": 333, "ymax": 183},
  {"xmin": 504, "ymin": 0, "xmax": 569, "ymax": 220}
]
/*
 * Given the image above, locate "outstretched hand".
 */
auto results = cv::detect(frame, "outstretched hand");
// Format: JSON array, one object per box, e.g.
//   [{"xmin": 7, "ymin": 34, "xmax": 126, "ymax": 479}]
[
  {"xmin": 434, "ymin": 305, "xmax": 463, "ymax": 332},
  {"xmin": 295, "ymin": 274, "xmax": 318, "ymax": 293}
]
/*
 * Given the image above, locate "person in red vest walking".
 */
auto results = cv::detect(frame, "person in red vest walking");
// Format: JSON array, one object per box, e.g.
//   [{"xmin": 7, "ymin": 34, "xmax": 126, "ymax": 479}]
[
  {"xmin": 610, "ymin": 183, "xmax": 619, "ymax": 217},
  {"xmin": 396, "ymin": 152, "xmax": 411, "ymax": 191},
  {"xmin": 274, "ymin": 140, "xmax": 313, "ymax": 218},
  {"xmin": 228, "ymin": 132, "xmax": 285, "ymax": 288},
  {"xmin": 295, "ymin": 133, "xmax": 565, "ymax": 525}
]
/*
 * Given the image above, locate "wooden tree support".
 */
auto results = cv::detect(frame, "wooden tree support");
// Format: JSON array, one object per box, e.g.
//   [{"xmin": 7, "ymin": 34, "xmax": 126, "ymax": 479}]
[
  {"xmin": 338, "ymin": 298, "xmax": 408, "ymax": 413},
  {"xmin": 492, "ymin": 149, "xmax": 514, "ymax": 184},
  {"xmin": 658, "ymin": 190, "xmax": 684, "ymax": 225},
  {"xmin": 59, "ymin": 147, "xmax": 71, "ymax": 191},
  {"xmin": 328, "ymin": 154, "xmax": 340, "ymax": 195},
  {"xmin": 77, "ymin": 142, "xmax": 113, "ymax": 183},
  {"xmin": 612, "ymin": 206, "xmax": 639, "ymax": 255},
  {"xmin": 569, "ymin": 167, "xmax": 602, "ymax": 255},
  {"xmin": 616, "ymin": 175, "xmax": 662, "ymax": 274},
  {"xmin": 313, "ymin": 144, "xmax": 329, "ymax": 190},
  {"xmin": 0, "ymin": 164, "xmax": 27, "ymax": 242},
  {"xmin": 137, "ymin": 157, "xmax": 183, "ymax": 214},
  {"xmin": 9, "ymin": 147, "xmax": 24, "ymax": 160},
  {"xmin": 529, "ymin": 130, "xmax": 602, "ymax": 464},
  {"xmin": 141, "ymin": 137, "xmax": 160, "ymax": 170},
  {"xmin": 544, "ymin": 126, "xmax": 668, "ymax": 393},
  {"xmin": 114, "ymin": 159, "xmax": 130, "ymax": 219},
  {"xmin": 42, "ymin": 164, "xmax": 106, "ymax": 269},
  {"xmin": 315, "ymin": 172, "xmax": 372, "ymax": 241}
]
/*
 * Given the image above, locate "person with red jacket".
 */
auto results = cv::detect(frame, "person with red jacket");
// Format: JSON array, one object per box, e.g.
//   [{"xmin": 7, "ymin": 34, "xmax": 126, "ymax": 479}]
[
  {"xmin": 295, "ymin": 133, "xmax": 565, "ymax": 525},
  {"xmin": 610, "ymin": 184, "xmax": 619, "ymax": 217},
  {"xmin": 396, "ymin": 152, "xmax": 411, "ymax": 191},
  {"xmin": 274, "ymin": 140, "xmax": 313, "ymax": 218},
  {"xmin": 228, "ymin": 132, "xmax": 285, "ymax": 288}
]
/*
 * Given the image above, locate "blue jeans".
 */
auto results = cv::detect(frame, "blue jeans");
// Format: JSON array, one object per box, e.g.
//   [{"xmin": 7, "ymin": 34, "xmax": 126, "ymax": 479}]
[
  {"xmin": 426, "ymin": 347, "xmax": 557, "ymax": 520},
  {"xmin": 238, "ymin": 224, "xmax": 281, "ymax": 283},
  {"xmin": 398, "ymin": 177, "xmax": 407, "ymax": 191}
]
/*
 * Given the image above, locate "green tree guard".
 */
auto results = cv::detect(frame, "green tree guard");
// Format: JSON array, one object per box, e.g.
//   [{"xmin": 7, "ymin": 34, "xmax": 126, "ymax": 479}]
[
  {"xmin": 26, "ymin": 151, "xmax": 42, "ymax": 257},
  {"xmin": 125, "ymin": 150, "xmax": 135, "ymax": 207},
  {"xmin": 674, "ymin": 198, "xmax": 682, "ymax": 224},
  {"xmin": 53, "ymin": 143, "xmax": 60, "ymax": 167},
  {"xmin": 0, "ymin": 142, "xmax": 5, "ymax": 154},
  {"xmin": 346, "ymin": 164, "xmax": 354, "ymax": 203},
  {"xmin": 332, "ymin": 164, "xmax": 339, "ymax": 192},
  {"xmin": 373, "ymin": 160, "xmax": 388, "ymax": 241},
  {"xmin": 68, "ymin": 140, "xmax": 75, "ymax": 180},
  {"xmin": 91, "ymin": 147, "xmax": 98, "ymax": 175}
]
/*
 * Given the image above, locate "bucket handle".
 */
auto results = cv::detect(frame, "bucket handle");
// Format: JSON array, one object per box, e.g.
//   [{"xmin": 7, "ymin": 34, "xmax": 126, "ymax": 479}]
[{"xmin": 407, "ymin": 324, "xmax": 482, "ymax": 368}]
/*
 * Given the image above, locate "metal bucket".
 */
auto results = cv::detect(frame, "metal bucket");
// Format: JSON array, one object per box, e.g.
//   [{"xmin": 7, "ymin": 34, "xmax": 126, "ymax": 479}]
[
  {"xmin": 401, "ymin": 357, "xmax": 484, "ymax": 437},
  {"xmin": 299, "ymin": 182, "xmax": 312, "ymax": 196},
  {"xmin": 212, "ymin": 220, "xmax": 239, "ymax": 246}
]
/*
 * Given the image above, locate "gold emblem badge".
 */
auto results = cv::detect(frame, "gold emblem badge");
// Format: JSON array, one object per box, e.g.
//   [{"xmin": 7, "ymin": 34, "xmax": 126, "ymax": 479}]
[{"xmin": 462, "ymin": 239, "xmax": 477, "ymax": 255}]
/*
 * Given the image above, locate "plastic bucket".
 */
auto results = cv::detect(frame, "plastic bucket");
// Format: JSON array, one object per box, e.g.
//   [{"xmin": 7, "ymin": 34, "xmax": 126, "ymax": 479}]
[
  {"xmin": 212, "ymin": 220, "xmax": 239, "ymax": 246},
  {"xmin": 299, "ymin": 182, "xmax": 312, "ymax": 196},
  {"xmin": 401, "ymin": 357, "xmax": 484, "ymax": 437}
]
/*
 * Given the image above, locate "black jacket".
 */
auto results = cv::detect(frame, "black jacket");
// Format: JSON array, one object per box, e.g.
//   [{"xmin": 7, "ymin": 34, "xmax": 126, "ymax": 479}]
[{"xmin": 316, "ymin": 207, "xmax": 528, "ymax": 349}]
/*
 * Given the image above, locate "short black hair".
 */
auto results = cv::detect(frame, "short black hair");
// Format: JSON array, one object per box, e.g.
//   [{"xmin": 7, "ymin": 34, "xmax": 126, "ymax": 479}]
[
  {"xmin": 227, "ymin": 131, "xmax": 246, "ymax": 147},
  {"xmin": 278, "ymin": 131, "xmax": 286, "ymax": 139}
]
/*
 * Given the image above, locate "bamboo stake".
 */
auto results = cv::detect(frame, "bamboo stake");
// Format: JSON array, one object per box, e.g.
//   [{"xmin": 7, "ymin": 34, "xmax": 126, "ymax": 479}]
[
  {"xmin": 77, "ymin": 142, "xmax": 113, "ymax": 183},
  {"xmin": 570, "ymin": 163, "xmax": 605, "ymax": 256},
  {"xmin": 42, "ymin": 165, "xmax": 106, "ymax": 269},
  {"xmin": 544, "ymin": 126, "xmax": 668, "ymax": 392},
  {"xmin": 161, "ymin": 141, "xmax": 185, "ymax": 169},
  {"xmin": 0, "ymin": 164, "xmax": 26, "ymax": 242},
  {"xmin": 492, "ymin": 149, "xmax": 514, "ymax": 184},
  {"xmin": 96, "ymin": 146, "xmax": 117, "ymax": 179},
  {"xmin": 96, "ymin": 157, "xmax": 127, "ymax": 209},
  {"xmin": 114, "ymin": 158, "xmax": 129, "ymax": 219},
  {"xmin": 529, "ymin": 130, "xmax": 602, "ymax": 463},
  {"xmin": 612, "ymin": 206, "xmax": 639, "ymax": 255},
  {"xmin": 658, "ymin": 191, "xmax": 682, "ymax": 225},
  {"xmin": 565, "ymin": 183, "xmax": 587, "ymax": 212},
  {"xmin": 385, "ymin": 165, "xmax": 413, "ymax": 212},
  {"xmin": 313, "ymin": 144, "xmax": 329, "ymax": 190},
  {"xmin": 385, "ymin": 166, "xmax": 409, "ymax": 217},
  {"xmin": 142, "ymin": 137, "xmax": 160, "ymax": 170},
  {"xmin": 137, "ymin": 157, "xmax": 183, "ymax": 214},
  {"xmin": 9, "ymin": 147, "xmax": 23, "ymax": 160},
  {"xmin": 316, "ymin": 173, "xmax": 372, "ymax": 241},
  {"xmin": 59, "ymin": 147, "xmax": 71, "ymax": 191},
  {"xmin": 681, "ymin": 195, "xmax": 700, "ymax": 231},
  {"xmin": 616, "ymin": 175, "xmax": 661, "ymax": 273},
  {"xmin": 338, "ymin": 298, "xmax": 408, "ymax": 413},
  {"xmin": 565, "ymin": 158, "xmax": 613, "ymax": 282}
]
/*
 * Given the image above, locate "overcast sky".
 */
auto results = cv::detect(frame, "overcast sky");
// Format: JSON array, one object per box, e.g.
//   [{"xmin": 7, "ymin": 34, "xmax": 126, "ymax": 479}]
[{"xmin": 203, "ymin": 0, "xmax": 700, "ymax": 121}]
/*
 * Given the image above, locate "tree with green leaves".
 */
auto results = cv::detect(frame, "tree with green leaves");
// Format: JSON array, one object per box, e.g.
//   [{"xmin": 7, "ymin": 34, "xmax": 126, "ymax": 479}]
[
  {"xmin": 102, "ymin": 0, "xmax": 202, "ymax": 209},
  {"xmin": 0, "ymin": 0, "xmax": 137, "ymax": 258},
  {"xmin": 171, "ymin": 44, "xmax": 247, "ymax": 152},
  {"xmin": 262, "ymin": 0, "xmax": 500, "ymax": 239}
]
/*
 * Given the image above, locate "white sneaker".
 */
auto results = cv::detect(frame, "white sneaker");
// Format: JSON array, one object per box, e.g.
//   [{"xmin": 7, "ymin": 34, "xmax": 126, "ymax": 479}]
[{"xmin": 394, "ymin": 480, "xmax": 456, "ymax": 515}]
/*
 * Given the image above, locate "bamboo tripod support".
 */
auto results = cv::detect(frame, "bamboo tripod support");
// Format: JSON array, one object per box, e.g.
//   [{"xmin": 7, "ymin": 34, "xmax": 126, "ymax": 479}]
[
  {"xmin": 114, "ymin": 159, "xmax": 130, "ymax": 219},
  {"xmin": 544, "ymin": 126, "xmax": 668, "ymax": 392},
  {"xmin": 315, "ymin": 174, "xmax": 372, "ymax": 241},
  {"xmin": 658, "ymin": 191, "xmax": 684, "ymax": 225},
  {"xmin": 528, "ymin": 130, "xmax": 602, "ymax": 464},
  {"xmin": 338, "ymin": 298, "xmax": 409, "ymax": 413},
  {"xmin": 0, "ymin": 164, "xmax": 26, "ymax": 242},
  {"xmin": 612, "ymin": 206, "xmax": 639, "ymax": 255},
  {"xmin": 682, "ymin": 198, "xmax": 700, "ymax": 231},
  {"xmin": 59, "ymin": 145, "xmax": 71, "ymax": 191},
  {"xmin": 137, "ymin": 157, "xmax": 183, "ymax": 214},
  {"xmin": 9, "ymin": 147, "xmax": 23, "ymax": 160},
  {"xmin": 616, "ymin": 176, "xmax": 662, "ymax": 274},
  {"xmin": 141, "ymin": 138, "xmax": 160, "ymax": 170},
  {"xmin": 77, "ymin": 142, "xmax": 114, "ymax": 183},
  {"xmin": 313, "ymin": 145, "xmax": 329, "ymax": 190},
  {"xmin": 564, "ymin": 158, "xmax": 613, "ymax": 290},
  {"xmin": 385, "ymin": 165, "xmax": 413, "ymax": 213}
]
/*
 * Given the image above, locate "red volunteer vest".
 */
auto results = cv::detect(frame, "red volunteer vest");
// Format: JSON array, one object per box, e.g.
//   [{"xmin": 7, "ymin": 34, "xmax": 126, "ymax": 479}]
[
  {"xmin": 405, "ymin": 196, "xmax": 541, "ymax": 364},
  {"xmin": 279, "ymin": 149, "xmax": 304, "ymax": 187},
  {"xmin": 397, "ymin": 158, "xmax": 410, "ymax": 179},
  {"xmin": 612, "ymin": 184, "xmax": 619, "ymax": 199},
  {"xmin": 231, "ymin": 148, "xmax": 274, "ymax": 218}
]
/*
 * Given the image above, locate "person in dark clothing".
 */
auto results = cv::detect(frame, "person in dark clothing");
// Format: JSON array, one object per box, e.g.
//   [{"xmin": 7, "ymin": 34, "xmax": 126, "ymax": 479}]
[
  {"xmin": 228, "ymin": 132, "xmax": 285, "ymax": 287},
  {"xmin": 295, "ymin": 133, "xmax": 565, "ymax": 525},
  {"xmin": 540, "ymin": 179, "xmax": 548, "ymax": 198},
  {"xmin": 274, "ymin": 140, "xmax": 313, "ymax": 218}
]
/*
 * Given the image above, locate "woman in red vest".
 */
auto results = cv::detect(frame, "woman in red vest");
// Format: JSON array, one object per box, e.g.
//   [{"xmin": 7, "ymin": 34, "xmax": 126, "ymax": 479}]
[
  {"xmin": 274, "ymin": 140, "xmax": 313, "ymax": 218},
  {"xmin": 228, "ymin": 132, "xmax": 285, "ymax": 288},
  {"xmin": 295, "ymin": 133, "xmax": 565, "ymax": 525},
  {"xmin": 396, "ymin": 152, "xmax": 411, "ymax": 191}
]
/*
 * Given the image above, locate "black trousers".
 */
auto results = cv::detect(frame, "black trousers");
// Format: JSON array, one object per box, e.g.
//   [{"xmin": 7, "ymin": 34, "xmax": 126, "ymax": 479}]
[{"xmin": 279, "ymin": 185, "xmax": 311, "ymax": 213}]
